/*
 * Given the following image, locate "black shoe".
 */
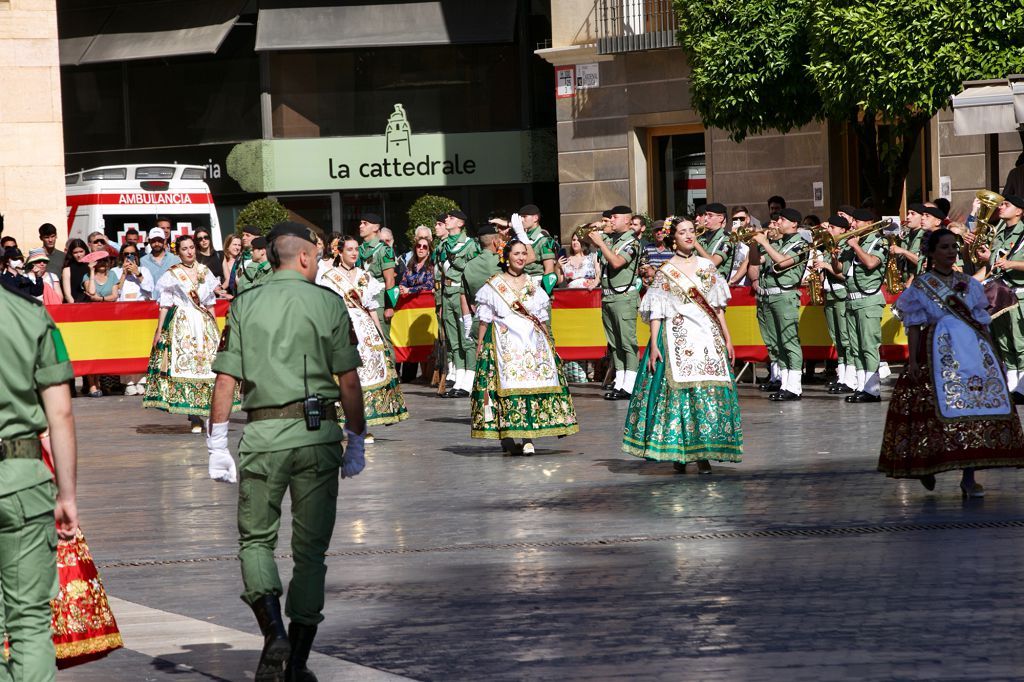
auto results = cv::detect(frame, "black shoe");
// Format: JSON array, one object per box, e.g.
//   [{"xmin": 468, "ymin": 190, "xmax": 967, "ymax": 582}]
[
  {"xmin": 846, "ymin": 391, "xmax": 881, "ymax": 403},
  {"xmin": 759, "ymin": 380, "xmax": 782, "ymax": 393},
  {"xmin": 250, "ymin": 595, "xmax": 290, "ymax": 682},
  {"xmin": 602, "ymin": 382, "xmax": 615, "ymax": 391},
  {"xmin": 768, "ymin": 390, "xmax": 801, "ymax": 402},
  {"xmin": 844, "ymin": 391, "xmax": 862, "ymax": 403},
  {"xmin": 446, "ymin": 388, "xmax": 469, "ymax": 398},
  {"xmin": 919, "ymin": 474, "xmax": 937, "ymax": 491},
  {"xmin": 285, "ymin": 623, "xmax": 318, "ymax": 682},
  {"xmin": 614, "ymin": 389, "xmax": 632, "ymax": 400},
  {"xmin": 829, "ymin": 383, "xmax": 855, "ymax": 394},
  {"xmin": 603, "ymin": 390, "xmax": 619, "ymax": 400}
]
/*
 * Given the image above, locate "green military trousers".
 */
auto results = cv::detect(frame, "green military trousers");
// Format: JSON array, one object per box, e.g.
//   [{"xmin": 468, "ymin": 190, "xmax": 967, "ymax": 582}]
[
  {"xmin": 755, "ymin": 296, "xmax": 779, "ymax": 368},
  {"xmin": 761, "ymin": 292, "xmax": 802, "ymax": 371},
  {"xmin": 238, "ymin": 444, "xmax": 341, "ymax": 626},
  {"xmin": 441, "ymin": 289, "xmax": 476, "ymax": 371},
  {"xmin": 991, "ymin": 301, "xmax": 1024, "ymax": 370},
  {"xmin": 602, "ymin": 290, "xmax": 639, "ymax": 372},
  {"xmin": 0, "ymin": 480, "xmax": 58, "ymax": 682},
  {"xmin": 823, "ymin": 298, "xmax": 851, "ymax": 367},
  {"xmin": 846, "ymin": 296, "xmax": 884, "ymax": 372},
  {"xmin": 373, "ymin": 291, "xmax": 392, "ymax": 353}
]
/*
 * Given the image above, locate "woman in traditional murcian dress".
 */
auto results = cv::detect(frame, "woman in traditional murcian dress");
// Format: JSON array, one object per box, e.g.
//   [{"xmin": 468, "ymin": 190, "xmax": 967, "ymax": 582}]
[
  {"xmin": 878, "ymin": 228, "xmax": 1024, "ymax": 497},
  {"xmin": 318, "ymin": 237, "xmax": 408, "ymax": 437},
  {"xmin": 471, "ymin": 239, "xmax": 579, "ymax": 454},
  {"xmin": 142, "ymin": 235, "xmax": 236, "ymax": 431},
  {"xmin": 622, "ymin": 217, "xmax": 742, "ymax": 473}
]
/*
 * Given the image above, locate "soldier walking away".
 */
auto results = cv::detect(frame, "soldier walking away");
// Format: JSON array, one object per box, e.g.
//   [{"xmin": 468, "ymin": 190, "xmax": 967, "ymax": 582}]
[{"xmin": 207, "ymin": 221, "xmax": 366, "ymax": 682}]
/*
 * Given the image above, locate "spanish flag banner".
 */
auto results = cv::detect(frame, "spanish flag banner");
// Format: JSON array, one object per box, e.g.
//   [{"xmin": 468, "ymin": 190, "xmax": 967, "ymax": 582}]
[{"xmin": 48, "ymin": 289, "xmax": 906, "ymax": 377}]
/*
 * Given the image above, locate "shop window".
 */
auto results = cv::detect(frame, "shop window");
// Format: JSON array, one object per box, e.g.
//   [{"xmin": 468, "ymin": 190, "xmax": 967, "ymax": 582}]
[
  {"xmin": 648, "ymin": 126, "xmax": 706, "ymax": 217},
  {"xmin": 270, "ymin": 44, "xmax": 522, "ymax": 138},
  {"xmin": 61, "ymin": 64, "xmax": 126, "ymax": 153}
]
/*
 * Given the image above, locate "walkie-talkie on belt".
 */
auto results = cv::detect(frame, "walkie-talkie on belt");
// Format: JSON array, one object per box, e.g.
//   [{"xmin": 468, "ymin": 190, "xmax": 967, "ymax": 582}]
[{"xmin": 302, "ymin": 355, "xmax": 322, "ymax": 431}]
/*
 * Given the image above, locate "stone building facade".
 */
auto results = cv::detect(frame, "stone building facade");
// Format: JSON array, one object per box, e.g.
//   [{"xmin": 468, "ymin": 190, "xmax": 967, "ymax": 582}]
[{"xmin": 0, "ymin": 0, "xmax": 66, "ymax": 247}]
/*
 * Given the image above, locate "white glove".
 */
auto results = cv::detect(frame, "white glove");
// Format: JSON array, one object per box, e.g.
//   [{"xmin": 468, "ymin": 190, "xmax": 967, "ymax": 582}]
[
  {"xmin": 342, "ymin": 427, "xmax": 366, "ymax": 478},
  {"xmin": 462, "ymin": 314, "xmax": 473, "ymax": 340},
  {"xmin": 206, "ymin": 421, "xmax": 237, "ymax": 484},
  {"xmin": 510, "ymin": 213, "xmax": 528, "ymax": 243}
]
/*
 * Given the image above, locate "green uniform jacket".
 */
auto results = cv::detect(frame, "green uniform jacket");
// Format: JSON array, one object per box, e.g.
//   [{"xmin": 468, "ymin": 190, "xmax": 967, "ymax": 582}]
[
  {"xmin": 903, "ymin": 229, "xmax": 925, "ymax": 276},
  {"xmin": 699, "ymin": 228, "xmax": 735, "ymax": 279},
  {"xmin": 462, "ymin": 250, "xmax": 502, "ymax": 303},
  {"xmin": 358, "ymin": 239, "xmax": 396, "ymax": 290},
  {"xmin": 523, "ymin": 227, "xmax": 557, "ymax": 279},
  {"xmin": 437, "ymin": 233, "xmax": 480, "ymax": 294},
  {"xmin": 0, "ymin": 285, "xmax": 74, "ymax": 496},
  {"xmin": 236, "ymin": 261, "xmax": 271, "ymax": 294},
  {"xmin": 991, "ymin": 220, "xmax": 1024, "ymax": 293},
  {"xmin": 599, "ymin": 231, "xmax": 640, "ymax": 297},
  {"xmin": 211, "ymin": 270, "xmax": 362, "ymax": 453},
  {"xmin": 759, "ymin": 233, "xmax": 806, "ymax": 290},
  {"xmin": 840, "ymin": 233, "xmax": 888, "ymax": 299}
]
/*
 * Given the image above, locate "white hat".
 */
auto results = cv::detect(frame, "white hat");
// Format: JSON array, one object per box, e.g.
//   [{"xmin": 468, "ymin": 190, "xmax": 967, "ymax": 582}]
[{"xmin": 148, "ymin": 227, "xmax": 167, "ymax": 240}]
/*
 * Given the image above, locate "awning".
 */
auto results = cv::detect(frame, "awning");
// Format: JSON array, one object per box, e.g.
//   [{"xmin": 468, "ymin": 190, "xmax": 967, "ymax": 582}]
[
  {"xmin": 255, "ymin": 0, "xmax": 517, "ymax": 52},
  {"xmin": 58, "ymin": 7, "xmax": 114, "ymax": 66},
  {"xmin": 59, "ymin": 0, "xmax": 245, "ymax": 66},
  {"xmin": 951, "ymin": 80, "xmax": 1020, "ymax": 136}
]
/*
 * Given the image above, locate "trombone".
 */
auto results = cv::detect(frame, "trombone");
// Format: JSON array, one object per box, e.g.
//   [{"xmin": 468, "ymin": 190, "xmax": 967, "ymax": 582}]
[{"xmin": 772, "ymin": 219, "xmax": 893, "ymax": 273}]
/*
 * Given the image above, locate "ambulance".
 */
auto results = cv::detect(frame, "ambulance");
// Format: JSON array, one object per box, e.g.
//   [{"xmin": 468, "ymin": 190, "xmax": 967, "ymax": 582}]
[{"xmin": 65, "ymin": 164, "xmax": 224, "ymax": 248}]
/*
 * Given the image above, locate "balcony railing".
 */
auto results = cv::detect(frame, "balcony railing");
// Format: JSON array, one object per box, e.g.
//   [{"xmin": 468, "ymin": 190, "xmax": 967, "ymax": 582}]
[{"xmin": 596, "ymin": 0, "xmax": 679, "ymax": 55}]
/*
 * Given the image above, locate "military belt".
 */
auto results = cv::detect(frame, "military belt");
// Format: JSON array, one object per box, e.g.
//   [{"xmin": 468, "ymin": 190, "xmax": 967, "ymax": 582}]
[
  {"xmin": 0, "ymin": 439, "xmax": 43, "ymax": 461},
  {"xmin": 247, "ymin": 401, "xmax": 338, "ymax": 423}
]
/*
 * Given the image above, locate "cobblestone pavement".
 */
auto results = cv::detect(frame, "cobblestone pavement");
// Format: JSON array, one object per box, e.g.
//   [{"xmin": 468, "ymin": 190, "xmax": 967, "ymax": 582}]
[{"xmin": 60, "ymin": 377, "xmax": 1024, "ymax": 681}]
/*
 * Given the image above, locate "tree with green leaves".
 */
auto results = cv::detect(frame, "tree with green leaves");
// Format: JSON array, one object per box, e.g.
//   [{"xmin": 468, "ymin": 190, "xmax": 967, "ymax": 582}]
[
  {"xmin": 406, "ymin": 194, "xmax": 460, "ymax": 245},
  {"xmin": 236, "ymin": 197, "xmax": 290, "ymax": 236},
  {"xmin": 675, "ymin": 0, "xmax": 1024, "ymax": 213}
]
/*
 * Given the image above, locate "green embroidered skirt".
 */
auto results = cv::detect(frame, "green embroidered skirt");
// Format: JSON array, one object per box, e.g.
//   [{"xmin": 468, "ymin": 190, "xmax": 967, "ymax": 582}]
[
  {"xmin": 470, "ymin": 327, "xmax": 579, "ymax": 440},
  {"xmin": 142, "ymin": 306, "xmax": 239, "ymax": 417},
  {"xmin": 622, "ymin": 331, "xmax": 742, "ymax": 463},
  {"xmin": 355, "ymin": 350, "xmax": 409, "ymax": 427}
]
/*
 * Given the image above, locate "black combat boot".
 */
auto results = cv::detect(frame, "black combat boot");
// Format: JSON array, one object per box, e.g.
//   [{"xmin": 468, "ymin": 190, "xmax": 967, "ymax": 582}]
[
  {"xmin": 285, "ymin": 622, "xmax": 319, "ymax": 682},
  {"xmin": 250, "ymin": 594, "xmax": 291, "ymax": 681}
]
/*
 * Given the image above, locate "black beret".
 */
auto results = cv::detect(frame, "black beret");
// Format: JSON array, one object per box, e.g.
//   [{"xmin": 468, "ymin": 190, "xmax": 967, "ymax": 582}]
[
  {"xmin": 704, "ymin": 202, "xmax": 727, "ymax": 215},
  {"xmin": 837, "ymin": 204, "xmax": 857, "ymax": 216},
  {"xmin": 38, "ymin": 223, "xmax": 57, "ymax": 236},
  {"xmin": 779, "ymin": 208, "xmax": 802, "ymax": 223},
  {"xmin": 906, "ymin": 203, "xmax": 927, "ymax": 214},
  {"xmin": 242, "ymin": 225, "xmax": 262, "ymax": 236},
  {"xmin": 476, "ymin": 224, "xmax": 499, "ymax": 237},
  {"xmin": 251, "ymin": 237, "xmax": 267, "ymax": 249},
  {"xmin": 826, "ymin": 214, "xmax": 850, "ymax": 229},
  {"xmin": 601, "ymin": 209, "xmax": 612, "ymax": 219},
  {"xmin": 447, "ymin": 209, "xmax": 468, "ymax": 222},
  {"xmin": 695, "ymin": 205, "xmax": 707, "ymax": 216},
  {"xmin": 435, "ymin": 213, "xmax": 448, "ymax": 223},
  {"xmin": 361, "ymin": 213, "xmax": 382, "ymax": 225},
  {"xmin": 1004, "ymin": 195, "xmax": 1024, "ymax": 210},
  {"xmin": 266, "ymin": 221, "xmax": 317, "ymax": 244},
  {"xmin": 851, "ymin": 208, "xmax": 875, "ymax": 222},
  {"xmin": 609, "ymin": 205, "xmax": 633, "ymax": 215},
  {"xmin": 518, "ymin": 204, "xmax": 541, "ymax": 216},
  {"xmin": 921, "ymin": 206, "xmax": 946, "ymax": 220}
]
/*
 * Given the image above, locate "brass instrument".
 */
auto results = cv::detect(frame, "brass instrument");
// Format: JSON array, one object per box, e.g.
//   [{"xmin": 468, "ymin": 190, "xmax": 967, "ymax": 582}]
[
  {"xmin": 574, "ymin": 222, "xmax": 602, "ymax": 243},
  {"xmin": 970, "ymin": 189, "xmax": 1004, "ymax": 265},
  {"xmin": 728, "ymin": 226, "xmax": 758, "ymax": 245},
  {"xmin": 773, "ymin": 219, "xmax": 892, "ymax": 273},
  {"xmin": 806, "ymin": 260, "xmax": 825, "ymax": 305},
  {"xmin": 884, "ymin": 234, "xmax": 905, "ymax": 295}
]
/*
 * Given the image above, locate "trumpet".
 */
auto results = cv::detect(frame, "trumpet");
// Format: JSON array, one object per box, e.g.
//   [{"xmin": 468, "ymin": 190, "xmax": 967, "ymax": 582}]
[
  {"xmin": 774, "ymin": 219, "xmax": 893, "ymax": 272},
  {"xmin": 969, "ymin": 189, "xmax": 1004, "ymax": 265},
  {"xmin": 728, "ymin": 226, "xmax": 759, "ymax": 245},
  {"xmin": 574, "ymin": 222, "xmax": 603, "ymax": 243}
]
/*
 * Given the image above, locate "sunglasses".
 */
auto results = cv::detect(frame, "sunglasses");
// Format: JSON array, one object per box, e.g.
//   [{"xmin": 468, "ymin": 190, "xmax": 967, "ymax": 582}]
[
  {"xmin": 90, "ymin": 239, "xmax": 106, "ymax": 245},
  {"xmin": 197, "ymin": 235, "xmax": 210, "ymax": 240},
  {"xmin": 416, "ymin": 244, "xmax": 429, "ymax": 249}
]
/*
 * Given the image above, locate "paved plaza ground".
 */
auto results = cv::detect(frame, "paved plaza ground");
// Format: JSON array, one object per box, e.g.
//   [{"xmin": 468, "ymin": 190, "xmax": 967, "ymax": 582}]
[{"xmin": 59, "ymin": 376, "xmax": 1024, "ymax": 681}]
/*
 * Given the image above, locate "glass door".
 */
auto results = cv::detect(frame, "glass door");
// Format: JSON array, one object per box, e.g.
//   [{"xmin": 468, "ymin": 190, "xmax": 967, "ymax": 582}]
[{"xmin": 648, "ymin": 125, "xmax": 706, "ymax": 218}]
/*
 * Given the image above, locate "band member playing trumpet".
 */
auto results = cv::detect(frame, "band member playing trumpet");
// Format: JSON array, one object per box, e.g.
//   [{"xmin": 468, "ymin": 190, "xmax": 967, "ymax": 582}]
[
  {"xmin": 694, "ymin": 203, "xmax": 735, "ymax": 280},
  {"xmin": 971, "ymin": 194, "xmax": 1024, "ymax": 401},
  {"xmin": 841, "ymin": 208, "xmax": 890, "ymax": 403},
  {"xmin": 812, "ymin": 215, "xmax": 856, "ymax": 394},
  {"xmin": 888, "ymin": 203, "xmax": 927, "ymax": 282},
  {"xmin": 749, "ymin": 208, "xmax": 807, "ymax": 401}
]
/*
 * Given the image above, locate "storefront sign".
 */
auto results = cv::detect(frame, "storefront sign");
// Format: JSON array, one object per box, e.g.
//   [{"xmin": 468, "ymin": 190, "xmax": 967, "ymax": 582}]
[
  {"xmin": 227, "ymin": 104, "xmax": 545, "ymax": 193},
  {"xmin": 576, "ymin": 63, "xmax": 599, "ymax": 89}
]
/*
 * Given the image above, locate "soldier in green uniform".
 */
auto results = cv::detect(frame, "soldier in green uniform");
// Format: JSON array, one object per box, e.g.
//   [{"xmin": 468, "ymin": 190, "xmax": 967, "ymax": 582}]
[
  {"xmin": 750, "ymin": 208, "xmax": 808, "ymax": 401},
  {"xmin": 0, "ymin": 281, "xmax": 78, "ymax": 682},
  {"xmin": 973, "ymin": 195, "xmax": 1024, "ymax": 402},
  {"xmin": 588, "ymin": 205, "xmax": 641, "ymax": 400},
  {"xmin": 695, "ymin": 202, "xmax": 735, "ymax": 280},
  {"xmin": 459, "ymin": 224, "xmax": 504, "ymax": 367},
  {"xmin": 839, "ymin": 207, "xmax": 888, "ymax": 403},
  {"xmin": 812, "ymin": 214, "xmax": 857, "ymax": 394},
  {"xmin": 749, "ymin": 214, "xmax": 782, "ymax": 392},
  {"xmin": 436, "ymin": 210, "xmax": 480, "ymax": 398},
  {"xmin": 236, "ymin": 237, "xmax": 271, "ymax": 294},
  {"xmin": 889, "ymin": 203, "xmax": 926, "ymax": 281},
  {"xmin": 356, "ymin": 213, "xmax": 398, "ymax": 348},
  {"xmin": 207, "ymin": 221, "xmax": 366, "ymax": 682},
  {"xmin": 518, "ymin": 204, "xmax": 558, "ymax": 296}
]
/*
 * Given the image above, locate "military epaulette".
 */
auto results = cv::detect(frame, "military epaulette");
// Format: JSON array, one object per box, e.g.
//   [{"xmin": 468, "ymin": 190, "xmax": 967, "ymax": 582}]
[{"xmin": 0, "ymin": 278, "xmax": 44, "ymax": 306}]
